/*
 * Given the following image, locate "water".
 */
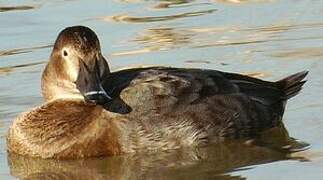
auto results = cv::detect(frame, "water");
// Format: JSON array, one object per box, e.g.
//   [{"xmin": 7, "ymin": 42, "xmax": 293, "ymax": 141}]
[{"xmin": 0, "ymin": 0, "xmax": 323, "ymax": 179}]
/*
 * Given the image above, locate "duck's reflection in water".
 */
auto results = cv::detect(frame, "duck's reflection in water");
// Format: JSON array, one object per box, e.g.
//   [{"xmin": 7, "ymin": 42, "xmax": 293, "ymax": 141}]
[{"xmin": 8, "ymin": 124, "xmax": 308, "ymax": 180}]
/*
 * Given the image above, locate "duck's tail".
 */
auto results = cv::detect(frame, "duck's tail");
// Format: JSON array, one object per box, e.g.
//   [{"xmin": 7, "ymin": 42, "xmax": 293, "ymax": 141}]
[{"xmin": 276, "ymin": 71, "xmax": 308, "ymax": 100}]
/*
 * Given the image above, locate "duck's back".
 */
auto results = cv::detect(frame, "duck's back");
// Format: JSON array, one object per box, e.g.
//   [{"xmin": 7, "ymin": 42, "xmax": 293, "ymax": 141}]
[{"xmin": 102, "ymin": 67, "xmax": 307, "ymax": 149}]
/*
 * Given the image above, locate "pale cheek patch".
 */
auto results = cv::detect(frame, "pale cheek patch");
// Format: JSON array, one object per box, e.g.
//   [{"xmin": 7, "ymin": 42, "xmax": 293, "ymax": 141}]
[
  {"xmin": 66, "ymin": 61, "xmax": 79, "ymax": 81},
  {"xmin": 62, "ymin": 47, "xmax": 79, "ymax": 81}
]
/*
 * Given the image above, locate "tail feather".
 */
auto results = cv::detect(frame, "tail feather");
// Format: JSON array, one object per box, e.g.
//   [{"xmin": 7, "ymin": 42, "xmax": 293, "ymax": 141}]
[{"xmin": 276, "ymin": 71, "xmax": 308, "ymax": 100}]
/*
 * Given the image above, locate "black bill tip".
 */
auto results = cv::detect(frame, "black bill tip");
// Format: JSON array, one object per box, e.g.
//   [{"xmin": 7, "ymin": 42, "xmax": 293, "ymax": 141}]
[{"xmin": 83, "ymin": 90, "xmax": 112, "ymax": 104}]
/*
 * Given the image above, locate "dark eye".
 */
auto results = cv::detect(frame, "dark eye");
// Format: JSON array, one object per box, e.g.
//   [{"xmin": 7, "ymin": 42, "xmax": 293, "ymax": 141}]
[{"xmin": 63, "ymin": 50, "xmax": 68, "ymax": 57}]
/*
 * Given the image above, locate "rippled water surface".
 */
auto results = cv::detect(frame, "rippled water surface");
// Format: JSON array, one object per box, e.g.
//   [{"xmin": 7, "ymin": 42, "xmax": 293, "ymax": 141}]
[{"xmin": 1, "ymin": 0, "xmax": 323, "ymax": 179}]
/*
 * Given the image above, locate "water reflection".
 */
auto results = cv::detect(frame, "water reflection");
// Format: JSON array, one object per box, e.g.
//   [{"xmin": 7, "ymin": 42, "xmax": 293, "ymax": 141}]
[
  {"xmin": 0, "ymin": 5, "xmax": 34, "ymax": 13},
  {"xmin": 248, "ymin": 22, "xmax": 323, "ymax": 33},
  {"xmin": 184, "ymin": 60, "xmax": 211, "ymax": 64},
  {"xmin": 152, "ymin": 0, "xmax": 211, "ymax": 9},
  {"xmin": 113, "ymin": 27, "xmax": 193, "ymax": 56},
  {"xmin": 186, "ymin": 22, "xmax": 323, "ymax": 48},
  {"xmin": 272, "ymin": 47, "xmax": 323, "ymax": 59},
  {"xmin": 119, "ymin": 0, "xmax": 192, "ymax": 5},
  {"xmin": 0, "ymin": 61, "xmax": 46, "ymax": 75},
  {"xmin": 104, "ymin": 9, "xmax": 216, "ymax": 23},
  {"xmin": 8, "ymin": 125, "xmax": 308, "ymax": 180},
  {"xmin": 0, "ymin": 45, "xmax": 52, "ymax": 57},
  {"xmin": 158, "ymin": 0, "xmax": 192, "ymax": 5},
  {"xmin": 135, "ymin": 27, "xmax": 192, "ymax": 50},
  {"xmin": 6, "ymin": 145, "xmax": 284, "ymax": 180},
  {"xmin": 214, "ymin": 0, "xmax": 272, "ymax": 4}
]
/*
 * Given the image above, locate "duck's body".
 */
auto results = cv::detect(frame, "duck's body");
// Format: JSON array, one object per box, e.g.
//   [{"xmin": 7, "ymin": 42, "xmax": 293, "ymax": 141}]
[
  {"xmin": 104, "ymin": 66, "xmax": 305, "ymax": 137},
  {"xmin": 7, "ymin": 26, "xmax": 308, "ymax": 159}
]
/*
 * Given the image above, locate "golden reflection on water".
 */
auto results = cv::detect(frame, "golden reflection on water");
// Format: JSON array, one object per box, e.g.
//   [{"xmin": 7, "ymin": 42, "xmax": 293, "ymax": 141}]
[
  {"xmin": 153, "ymin": 0, "xmax": 212, "ymax": 9},
  {"xmin": 135, "ymin": 28, "xmax": 191, "ymax": 46},
  {"xmin": 214, "ymin": 0, "xmax": 274, "ymax": 4},
  {"xmin": 112, "ymin": 48, "xmax": 153, "ymax": 56},
  {"xmin": 0, "ymin": 45, "xmax": 52, "ymax": 57},
  {"xmin": 184, "ymin": 22, "xmax": 323, "ymax": 48},
  {"xmin": 187, "ymin": 25, "xmax": 276, "ymax": 48},
  {"xmin": 248, "ymin": 22, "xmax": 323, "ymax": 33},
  {"xmin": 110, "ymin": 20, "xmax": 323, "ymax": 59},
  {"xmin": 102, "ymin": 9, "xmax": 216, "ymax": 23},
  {"xmin": 112, "ymin": 27, "xmax": 193, "ymax": 56},
  {"xmin": 135, "ymin": 27, "xmax": 192, "ymax": 49},
  {"xmin": 111, "ymin": 21, "xmax": 292, "ymax": 56},
  {"xmin": 0, "ymin": 61, "xmax": 46, "ymax": 75},
  {"xmin": 120, "ymin": 0, "xmax": 192, "ymax": 6},
  {"xmin": 272, "ymin": 47, "xmax": 323, "ymax": 59},
  {"xmin": 101, "ymin": 7, "xmax": 323, "ymax": 59},
  {"xmin": 105, "ymin": 9, "xmax": 302, "ymax": 58},
  {"xmin": 195, "ymin": 39, "xmax": 267, "ymax": 48}
]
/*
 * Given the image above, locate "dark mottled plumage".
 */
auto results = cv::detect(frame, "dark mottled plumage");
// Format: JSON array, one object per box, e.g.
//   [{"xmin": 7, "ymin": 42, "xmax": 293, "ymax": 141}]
[{"xmin": 102, "ymin": 66, "xmax": 307, "ymax": 139}]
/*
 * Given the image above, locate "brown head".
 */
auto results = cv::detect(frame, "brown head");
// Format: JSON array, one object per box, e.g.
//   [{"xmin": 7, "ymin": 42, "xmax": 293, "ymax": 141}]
[{"xmin": 42, "ymin": 26, "xmax": 111, "ymax": 104}]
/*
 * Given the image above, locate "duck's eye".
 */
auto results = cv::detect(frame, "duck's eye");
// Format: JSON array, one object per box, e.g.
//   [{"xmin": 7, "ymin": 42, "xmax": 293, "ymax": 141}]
[{"xmin": 63, "ymin": 50, "xmax": 68, "ymax": 57}]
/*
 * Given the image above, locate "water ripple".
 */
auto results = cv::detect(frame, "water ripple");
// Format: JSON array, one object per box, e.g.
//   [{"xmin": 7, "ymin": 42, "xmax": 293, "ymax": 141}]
[
  {"xmin": 271, "ymin": 47, "xmax": 323, "ymax": 59},
  {"xmin": 189, "ymin": 22, "xmax": 323, "ymax": 48},
  {"xmin": 214, "ymin": 0, "xmax": 273, "ymax": 4},
  {"xmin": 134, "ymin": 27, "xmax": 193, "ymax": 49},
  {"xmin": 0, "ymin": 44, "xmax": 52, "ymax": 57},
  {"xmin": 154, "ymin": 1, "xmax": 211, "ymax": 9},
  {"xmin": 0, "ymin": 61, "xmax": 46, "ymax": 74},
  {"xmin": 103, "ymin": 9, "xmax": 216, "ymax": 23},
  {"xmin": 0, "ymin": 5, "xmax": 35, "ymax": 13}
]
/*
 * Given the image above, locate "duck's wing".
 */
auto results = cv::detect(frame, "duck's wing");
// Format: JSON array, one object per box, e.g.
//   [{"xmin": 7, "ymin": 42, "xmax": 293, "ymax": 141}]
[
  {"xmin": 103, "ymin": 67, "xmax": 238, "ymax": 99},
  {"xmin": 103, "ymin": 67, "xmax": 307, "ymax": 123},
  {"xmin": 221, "ymin": 71, "xmax": 308, "ymax": 106},
  {"xmin": 104, "ymin": 67, "xmax": 307, "ymax": 106},
  {"xmin": 101, "ymin": 67, "xmax": 242, "ymax": 117}
]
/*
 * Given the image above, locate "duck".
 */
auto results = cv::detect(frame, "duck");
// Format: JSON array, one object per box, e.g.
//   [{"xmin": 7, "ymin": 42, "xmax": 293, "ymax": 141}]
[{"xmin": 7, "ymin": 26, "xmax": 308, "ymax": 159}]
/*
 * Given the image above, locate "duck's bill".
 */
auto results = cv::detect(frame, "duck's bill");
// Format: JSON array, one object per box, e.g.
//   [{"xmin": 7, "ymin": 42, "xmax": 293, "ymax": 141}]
[
  {"xmin": 76, "ymin": 58, "xmax": 112, "ymax": 104},
  {"xmin": 83, "ymin": 89, "xmax": 112, "ymax": 104}
]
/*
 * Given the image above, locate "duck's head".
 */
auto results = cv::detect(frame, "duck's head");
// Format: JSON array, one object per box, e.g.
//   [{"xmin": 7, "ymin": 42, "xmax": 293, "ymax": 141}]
[{"xmin": 42, "ymin": 26, "xmax": 111, "ymax": 104}]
